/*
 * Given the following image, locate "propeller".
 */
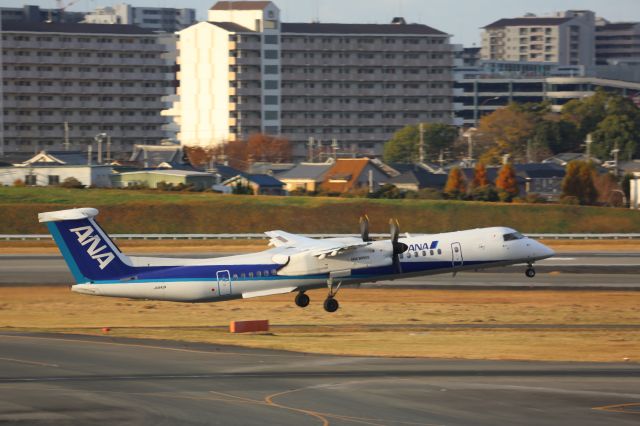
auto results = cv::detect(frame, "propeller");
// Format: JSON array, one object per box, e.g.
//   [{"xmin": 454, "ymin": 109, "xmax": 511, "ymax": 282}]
[
  {"xmin": 389, "ymin": 218, "xmax": 408, "ymax": 274},
  {"xmin": 359, "ymin": 215, "xmax": 371, "ymax": 242}
]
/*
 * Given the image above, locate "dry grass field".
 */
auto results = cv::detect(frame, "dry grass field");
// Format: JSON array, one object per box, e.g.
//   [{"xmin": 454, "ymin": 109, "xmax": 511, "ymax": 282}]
[{"xmin": 1, "ymin": 286, "xmax": 638, "ymax": 363}]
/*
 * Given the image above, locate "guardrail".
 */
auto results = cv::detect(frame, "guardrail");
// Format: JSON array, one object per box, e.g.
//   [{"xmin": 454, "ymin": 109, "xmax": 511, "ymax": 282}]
[{"xmin": 1, "ymin": 233, "xmax": 640, "ymax": 241}]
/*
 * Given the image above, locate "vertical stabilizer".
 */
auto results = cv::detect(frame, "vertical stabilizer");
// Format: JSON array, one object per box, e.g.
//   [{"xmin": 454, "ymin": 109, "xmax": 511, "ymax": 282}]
[{"xmin": 39, "ymin": 208, "xmax": 134, "ymax": 283}]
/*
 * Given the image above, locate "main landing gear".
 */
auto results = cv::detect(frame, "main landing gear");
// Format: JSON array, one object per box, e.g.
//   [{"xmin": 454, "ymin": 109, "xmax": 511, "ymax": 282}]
[
  {"xmin": 525, "ymin": 263, "xmax": 536, "ymax": 278},
  {"xmin": 295, "ymin": 291, "xmax": 310, "ymax": 308},
  {"xmin": 324, "ymin": 277, "xmax": 342, "ymax": 313}
]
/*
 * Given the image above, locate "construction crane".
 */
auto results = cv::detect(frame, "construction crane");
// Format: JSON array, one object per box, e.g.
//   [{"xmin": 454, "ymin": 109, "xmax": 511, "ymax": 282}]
[{"xmin": 47, "ymin": 0, "xmax": 82, "ymax": 23}]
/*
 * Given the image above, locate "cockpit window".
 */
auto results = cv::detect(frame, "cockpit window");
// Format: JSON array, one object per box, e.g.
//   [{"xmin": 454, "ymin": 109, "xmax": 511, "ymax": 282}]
[{"xmin": 503, "ymin": 232, "xmax": 525, "ymax": 241}]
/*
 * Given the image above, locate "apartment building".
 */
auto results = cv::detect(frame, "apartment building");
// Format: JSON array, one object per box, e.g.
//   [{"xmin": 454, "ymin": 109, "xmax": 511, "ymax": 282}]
[
  {"xmin": 481, "ymin": 10, "xmax": 596, "ymax": 66},
  {"xmin": 454, "ymin": 71, "xmax": 640, "ymax": 126},
  {"xmin": 1, "ymin": 21, "xmax": 174, "ymax": 155},
  {"xmin": 596, "ymin": 21, "xmax": 640, "ymax": 65},
  {"xmin": 83, "ymin": 4, "xmax": 196, "ymax": 32},
  {"xmin": 0, "ymin": 5, "xmax": 84, "ymax": 24},
  {"xmin": 170, "ymin": 1, "xmax": 456, "ymax": 159}
]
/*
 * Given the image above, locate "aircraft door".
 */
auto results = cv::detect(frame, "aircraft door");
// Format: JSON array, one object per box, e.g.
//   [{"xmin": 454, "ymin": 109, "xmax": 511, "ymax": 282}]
[
  {"xmin": 217, "ymin": 270, "xmax": 232, "ymax": 296},
  {"xmin": 451, "ymin": 242, "xmax": 463, "ymax": 268}
]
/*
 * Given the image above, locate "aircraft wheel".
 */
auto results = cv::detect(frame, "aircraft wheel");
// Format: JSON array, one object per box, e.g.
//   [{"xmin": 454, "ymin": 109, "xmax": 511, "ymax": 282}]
[
  {"xmin": 295, "ymin": 292, "xmax": 310, "ymax": 308},
  {"xmin": 323, "ymin": 297, "xmax": 339, "ymax": 313},
  {"xmin": 525, "ymin": 268, "xmax": 536, "ymax": 278}
]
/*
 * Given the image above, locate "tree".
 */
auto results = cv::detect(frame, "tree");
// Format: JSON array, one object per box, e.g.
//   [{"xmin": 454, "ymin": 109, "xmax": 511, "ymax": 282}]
[
  {"xmin": 561, "ymin": 160, "xmax": 597, "ymax": 205},
  {"xmin": 471, "ymin": 162, "xmax": 489, "ymax": 188},
  {"xmin": 246, "ymin": 133, "xmax": 292, "ymax": 163},
  {"xmin": 592, "ymin": 114, "xmax": 640, "ymax": 161},
  {"xmin": 561, "ymin": 90, "xmax": 640, "ymax": 160},
  {"xmin": 495, "ymin": 163, "xmax": 518, "ymax": 202},
  {"xmin": 443, "ymin": 167, "xmax": 467, "ymax": 199},
  {"xmin": 530, "ymin": 119, "xmax": 582, "ymax": 155},
  {"xmin": 383, "ymin": 125, "xmax": 419, "ymax": 163},
  {"xmin": 477, "ymin": 104, "xmax": 535, "ymax": 164},
  {"xmin": 383, "ymin": 123, "xmax": 458, "ymax": 164}
]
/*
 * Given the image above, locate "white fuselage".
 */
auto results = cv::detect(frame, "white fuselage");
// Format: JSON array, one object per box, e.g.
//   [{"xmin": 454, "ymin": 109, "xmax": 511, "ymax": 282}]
[{"xmin": 71, "ymin": 226, "xmax": 554, "ymax": 303}]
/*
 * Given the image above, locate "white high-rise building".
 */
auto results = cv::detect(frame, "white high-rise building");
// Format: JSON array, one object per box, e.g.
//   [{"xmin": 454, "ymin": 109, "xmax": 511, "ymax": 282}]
[
  {"xmin": 82, "ymin": 4, "xmax": 196, "ymax": 32},
  {"xmin": 169, "ymin": 1, "xmax": 456, "ymax": 159},
  {"xmin": 481, "ymin": 10, "xmax": 596, "ymax": 66}
]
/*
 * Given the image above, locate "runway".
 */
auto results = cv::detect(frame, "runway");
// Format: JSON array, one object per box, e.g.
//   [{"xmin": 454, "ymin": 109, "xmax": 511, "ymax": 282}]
[
  {"xmin": 0, "ymin": 332, "xmax": 638, "ymax": 425},
  {"xmin": 1, "ymin": 252, "xmax": 638, "ymax": 289}
]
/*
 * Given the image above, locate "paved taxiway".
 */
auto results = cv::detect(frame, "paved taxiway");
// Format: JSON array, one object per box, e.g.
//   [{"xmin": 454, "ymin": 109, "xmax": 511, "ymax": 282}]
[
  {"xmin": 1, "ymin": 252, "xmax": 638, "ymax": 288},
  {"xmin": 0, "ymin": 332, "xmax": 638, "ymax": 425}
]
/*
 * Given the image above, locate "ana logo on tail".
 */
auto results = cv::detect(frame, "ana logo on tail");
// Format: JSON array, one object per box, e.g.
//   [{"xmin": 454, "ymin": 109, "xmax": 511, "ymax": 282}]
[{"xmin": 69, "ymin": 226, "xmax": 115, "ymax": 270}]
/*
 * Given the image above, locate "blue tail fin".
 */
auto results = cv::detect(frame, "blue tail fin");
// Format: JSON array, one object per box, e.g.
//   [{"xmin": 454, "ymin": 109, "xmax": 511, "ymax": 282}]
[{"xmin": 39, "ymin": 208, "xmax": 135, "ymax": 283}]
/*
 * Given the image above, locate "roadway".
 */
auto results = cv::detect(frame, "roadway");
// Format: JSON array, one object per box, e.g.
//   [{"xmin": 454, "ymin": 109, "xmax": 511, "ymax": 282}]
[
  {"xmin": 1, "ymin": 252, "xmax": 638, "ymax": 289},
  {"xmin": 0, "ymin": 332, "xmax": 638, "ymax": 425}
]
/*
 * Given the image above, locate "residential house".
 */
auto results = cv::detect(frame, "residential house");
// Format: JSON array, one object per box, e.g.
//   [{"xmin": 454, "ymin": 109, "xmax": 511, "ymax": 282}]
[
  {"xmin": 515, "ymin": 163, "xmax": 566, "ymax": 200},
  {"xmin": 320, "ymin": 158, "xmax": 393, "ymax": 194},
  {"xmin": 276, "ymin": 161, "xmax": 334, "ymax": 193},
  {"xmin": 0, "ymin": 150, "xmax": 112, "ymax": 187},
  {"xmin": 111, "ymin": 169, "xmax": 217, "ymax": 190},
  {"xmin": 223, "ymin": 174, "xmax": 286, "ymax": 196},
  {"xmin": 389, "ymin": 166, "xmax": 448, "ymax": 192}
]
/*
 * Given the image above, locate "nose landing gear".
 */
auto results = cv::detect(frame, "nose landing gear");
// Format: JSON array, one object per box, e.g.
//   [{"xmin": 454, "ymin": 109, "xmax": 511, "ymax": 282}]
[{"xmin": 525, "ymin": 263, "xmax": 536, "ymax": 278}]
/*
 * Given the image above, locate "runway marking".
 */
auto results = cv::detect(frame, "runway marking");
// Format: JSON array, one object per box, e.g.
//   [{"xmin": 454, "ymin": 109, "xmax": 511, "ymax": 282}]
[
  {"xmin": 593, "ymin": 402, "xmax": 640, "ymax": 414},
  {"xmin": 0, "ymin": 357, "xmax": 59, "ymax": 368},
  {"xmin": 0, "ymin": 333, "xmax": 302, "ymax": 359}
]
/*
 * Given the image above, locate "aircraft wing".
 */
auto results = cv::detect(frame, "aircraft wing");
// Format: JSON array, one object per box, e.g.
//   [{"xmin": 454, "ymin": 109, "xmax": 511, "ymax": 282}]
[{"xmin": 265, "ymin": 230, "xmax": 370, "ymax": 257}]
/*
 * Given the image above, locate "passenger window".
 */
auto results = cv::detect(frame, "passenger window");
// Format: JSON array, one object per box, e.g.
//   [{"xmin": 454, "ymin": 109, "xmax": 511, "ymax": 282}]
[
  {"xmin": 271, "ymin": 269, "xmax": 277, "ymax": 275},
  {"xmin": 454, "ymin": 247, "xmax": 459, "ymax": 253},
  {"xmin": 430, "ymin": 250, "xmax": 434, "ymax": 256},
  {"xmin": 249, "ymin": 272, "xmax": 254, "ymax": 278},
  {"xmin": 257, "ymin": 271, "xmax": 262, "ymax": 277},
  {"xmin": 422, "ymin": 251, "xmax": 426, "ymax": 257},
  {"xmin": 233, "ymin": 274, "xmax": 238, "ymax": 279},
  {"xmin": 407, "ymin": 253, "xmax": 412, "ymax": 259},
  {"xmin": 264, "ymin": 270, "xmax": 269, "ymax": 276},
  {"xmin": 241, "ymin": 273, "xmax": 246, "ymax": 278},
  {"xmin": 399, "ymin": 254, "xmax": 404, "ymax": 259},
  {"xmin": 437, "ymin": 249, "xmax": 442, "ymax": 255}
]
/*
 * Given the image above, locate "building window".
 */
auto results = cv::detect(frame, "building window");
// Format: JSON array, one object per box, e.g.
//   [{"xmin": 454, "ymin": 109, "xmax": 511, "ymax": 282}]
[
  {"xmin": 264, "ymin": 49, "xmax": 278, "ymax": 59},
  {"xmin": 264, "ymin": 35, "xmax": 278, "ymax": 44},
  {"xmin": 48, "ymin": 176, "xmax": 60, "ymax": 186},
  {"xmin": 264, "ymin": 110, "xmax": 278, "ymax": 120},
  {"xmin": 264, "ymin": 95, "xmax": 278, "ymax": 105},
  {"xmin": 265, "ymin": 126, "xmax": 279, "ymax": 134},
  {"xmin": 264, "ymin": 80, "xmax": 278, "ymax": 90},
  {"xmin": 25, "ymin": 175, "xmax": 36, "ymax": 185},
  {"xmin": 264, "ymin": 65, "xmax": 279, "ymax": 74}
]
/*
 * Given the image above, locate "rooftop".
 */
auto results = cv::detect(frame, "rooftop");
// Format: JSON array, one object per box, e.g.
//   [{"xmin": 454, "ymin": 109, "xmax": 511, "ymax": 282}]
[
  {"xmin": 210, "ymin": 1, "xmax": 272, "ymax": 10},
  {"xmin": 281, "ymin": 22, "xmax": 446, "ymax": 36},
  {"xmin": 483, "ymin": 17, "xmax": 573, "ymax": 29},
  {"xmin": 1, "ymin": 21, "xmax": 156, "ymax": 35},
  {"xmin": 277, "ymin": 162, "xmax": 334, "ymax": 181}
]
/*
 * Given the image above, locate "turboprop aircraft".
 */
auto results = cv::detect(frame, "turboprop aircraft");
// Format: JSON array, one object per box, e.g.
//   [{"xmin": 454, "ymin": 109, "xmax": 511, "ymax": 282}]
[{"xmin": 39, "ymin": 207, "xmax": 554, "ymax": 313}]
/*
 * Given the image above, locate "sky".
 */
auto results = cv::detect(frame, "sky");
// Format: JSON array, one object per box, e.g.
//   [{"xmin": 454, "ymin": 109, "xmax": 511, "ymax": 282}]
[{"xmin": 3, "ymin": 0, "xmax": 640, "ymax": 46}]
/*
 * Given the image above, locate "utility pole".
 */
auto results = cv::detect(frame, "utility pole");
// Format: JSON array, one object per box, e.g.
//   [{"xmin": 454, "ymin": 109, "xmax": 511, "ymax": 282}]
[
  {"xmin": 106, "ymin": 135, "xmax": 111, "ymax": 162},
  {"xmin": 585, "ymin": 133, "xmax": 593, "ymax": 162},
  {"xmin": 63, "ymin": 121, "xmax": 70, "ymax": 151},
  {"xmin": 307, "ymin": 137, "xmax": 315, "ymax": 162},
  {"xmin": 331, "ymin": 138, "xmax": 338, "ymax": 159},
  {"xmin": 87, "ymin": 143, "xmax": 93, "ymax": 166},
  {"xmin": 418, "ymin": 122, "xmax": 425, "ymax": 164}
]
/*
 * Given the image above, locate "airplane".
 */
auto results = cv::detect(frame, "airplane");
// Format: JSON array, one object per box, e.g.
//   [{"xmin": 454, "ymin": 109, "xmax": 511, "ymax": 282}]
[{"xmin": 39, "ymin": 207, "xmax": 555, "ymax": 313}]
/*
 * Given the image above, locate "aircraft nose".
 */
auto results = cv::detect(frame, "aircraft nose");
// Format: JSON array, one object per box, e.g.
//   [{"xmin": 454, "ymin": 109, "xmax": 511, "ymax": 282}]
[{"xmin": 536, "ymin": 241, "xmax": 555, "ymax": 259}]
